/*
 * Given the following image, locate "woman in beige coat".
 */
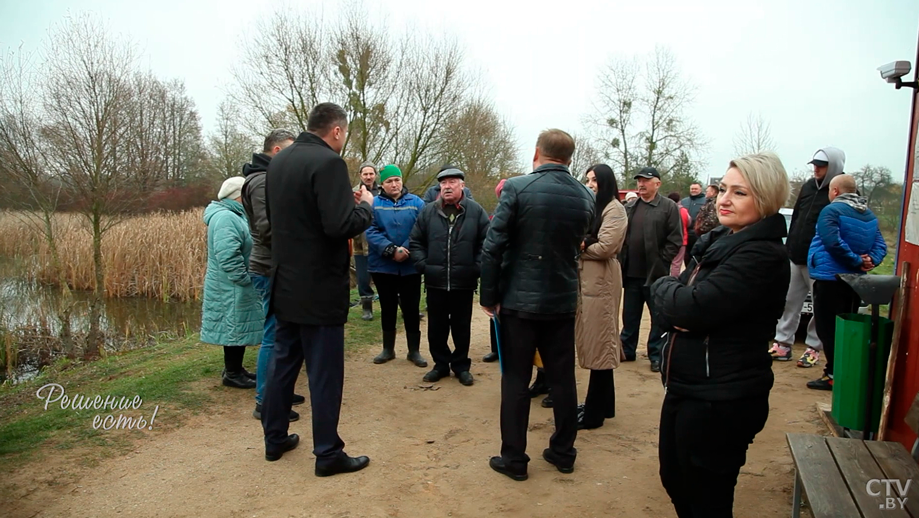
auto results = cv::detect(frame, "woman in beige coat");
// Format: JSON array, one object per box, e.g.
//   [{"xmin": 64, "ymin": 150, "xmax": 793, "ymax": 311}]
[{"xmin": 576, "ymin": 164, "xmax": 628, "ymax": 430}]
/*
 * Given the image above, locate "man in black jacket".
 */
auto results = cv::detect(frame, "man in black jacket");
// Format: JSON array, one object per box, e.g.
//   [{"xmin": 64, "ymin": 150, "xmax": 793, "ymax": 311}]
[
  {"xmin": 241, "ymin": 129, "xmax": 300, "ymax": 422},
  {"xmin": 768, "ymin": 147, "xmax": 844, "ymax": 365},
  {"xmin": 619, "ymin": 167, "xmax": 683, "ymax": 372},
  {"xmin": 680, "ymin": 182, "xmax": 707, "ymax": 266},
  {"xmin": 261, "ymin": 103, "xmax": 374, "ymax": 477},
  {"xmin": 409, "ymin": 168, "xmax": 490, "ymax": 386},
  {"xmin": 423, "ymin": 164, "xmax": 475, "ymax": 203},
  {"xmin": 480, "ymin": 129, "xmax": 594, "ymax": 481}
]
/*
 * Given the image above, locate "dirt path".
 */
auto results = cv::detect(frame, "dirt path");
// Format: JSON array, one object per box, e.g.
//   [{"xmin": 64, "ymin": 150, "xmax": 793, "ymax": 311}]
[{"xmin": 8, "ymin": 308, "xmax": 830, "ymax": 518}]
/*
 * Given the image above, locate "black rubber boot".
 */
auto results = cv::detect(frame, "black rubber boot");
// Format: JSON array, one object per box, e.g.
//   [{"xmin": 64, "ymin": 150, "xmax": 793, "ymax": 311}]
[
  {"xmin": 361, "ymin": 297, "xmax": 374, "ymax": 321},
  {"xmin": 373, "ymin": 330, "xmax": 397, "ymax": 364},
  {"xmin": 406, "ymin": 332, "xmax": 428, "ymax": 368}
]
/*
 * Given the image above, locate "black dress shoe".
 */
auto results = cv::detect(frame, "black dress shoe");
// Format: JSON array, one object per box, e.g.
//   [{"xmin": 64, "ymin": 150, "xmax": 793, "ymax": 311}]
[
  {"xmin": 541, "ymin": 395, "xmax": 553, "ymax": 408},
  {"xmin": 423, "ymin": 369, "xmax": 447, "ymax": 383},
  {"xmin": 291, "ymin": 393, "xmax": 306, "ymax": 406},
  {"xmin": 542, "ymin": 448, "xmax": 574, "ymax": 473},
  {"xmin": 457, "ymin": 371, "xmax": 474, "ymax": 386},
  {"xmin": 483, "ymin": 352, "xmax": 499, "ymax": 363},
  {"xmin": 252, "ymin": 404, "xmax": 300, "ymax": 422},
  {"xmin": 489, "ymin": 456, "xmax": 527, "ymax": 481},
  {"xmin": 223, "ymin": 371, "xmax": 256, "ymax": 389},
  {"xmin": 577, "ymin": 413, "xmax": 603, "ymax": 430},
  {"xmin": 265, "ymin": 434, "xmax": 299, "ymax": 461},
  {"xmin": 315, "ymin": 454, "xmax": 370, "ymax": 477},
  {"xmin": 241, "ymin": 368, "xmax": 256, "ymax": 380},
  {"xmin": 622, "ymin": 354, "xmax": 636, "ymax": 362},
  {"xmin": 650, "ymin": 361, "xmax": 661, "ymax": 373}
]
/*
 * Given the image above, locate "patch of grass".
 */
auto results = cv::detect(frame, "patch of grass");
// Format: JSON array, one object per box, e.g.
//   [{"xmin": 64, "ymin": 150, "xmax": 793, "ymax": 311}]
[{"xmin": 0, "ymin": 295, "xmax": 381, "ymax": 467}]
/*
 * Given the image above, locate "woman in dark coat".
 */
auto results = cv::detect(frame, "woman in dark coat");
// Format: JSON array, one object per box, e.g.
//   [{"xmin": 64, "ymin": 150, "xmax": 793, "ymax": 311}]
[{"xmin": 651, "ymin": 152, "xmax": 791, "ymax": 517}]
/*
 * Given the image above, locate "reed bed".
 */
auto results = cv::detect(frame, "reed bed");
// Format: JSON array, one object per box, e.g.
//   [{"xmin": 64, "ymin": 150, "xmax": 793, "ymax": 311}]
[{"xmin": 0, "ymin": 210, "xmax": 207, "ymax": 301}]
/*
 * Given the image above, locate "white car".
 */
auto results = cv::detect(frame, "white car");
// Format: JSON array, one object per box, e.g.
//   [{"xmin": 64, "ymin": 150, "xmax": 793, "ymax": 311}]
[{"xmin": 780, "ymin": 208, "xmax": 814, "ymax": 317}]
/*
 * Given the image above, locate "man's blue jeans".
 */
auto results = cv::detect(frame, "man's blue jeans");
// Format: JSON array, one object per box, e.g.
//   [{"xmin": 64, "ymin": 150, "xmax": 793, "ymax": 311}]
[
  {"xmin": 251, "ymin": 273, "xmax": 276, "ymax": 405},
  {"xmin": 354, "ymin": 254, "xmax": 374, "ymax": 298}
]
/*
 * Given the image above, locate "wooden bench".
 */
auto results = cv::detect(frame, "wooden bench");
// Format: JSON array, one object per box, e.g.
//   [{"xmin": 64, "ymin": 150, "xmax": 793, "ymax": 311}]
[{"xmin": 787, "ymin": 433, "xmax": 919, "ymax": 517}]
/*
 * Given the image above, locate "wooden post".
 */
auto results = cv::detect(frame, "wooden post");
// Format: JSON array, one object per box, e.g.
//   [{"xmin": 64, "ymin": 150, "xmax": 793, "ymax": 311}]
[{"xmin": 879, "ymin": 261, "xmax": 910, "ymax": 441}]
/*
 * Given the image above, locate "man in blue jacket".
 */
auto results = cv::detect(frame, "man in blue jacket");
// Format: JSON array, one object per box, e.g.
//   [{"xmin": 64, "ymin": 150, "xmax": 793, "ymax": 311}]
[{"xmin": 806, "ymin": 174, "xmax": 887, "ymax": 390}]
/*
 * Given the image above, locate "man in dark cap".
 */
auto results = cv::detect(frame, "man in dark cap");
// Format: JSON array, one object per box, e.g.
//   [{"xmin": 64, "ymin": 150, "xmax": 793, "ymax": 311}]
[
  {"xmin": 409, "ymin": 168, "xmax": 490, "ymax": 385},
  {"xmin": 423, "ymin": 164, "xmax": 475, "ymax": 203},
  {"xmin": 618, "ymin": 167, "xmax": 682, "ymax": 372}
]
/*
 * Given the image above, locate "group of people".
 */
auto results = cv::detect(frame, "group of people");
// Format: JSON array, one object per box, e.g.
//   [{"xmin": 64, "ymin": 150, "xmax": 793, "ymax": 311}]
[
  {"xmin": 767, "ymin": 147, "xmax": 887, "ymax": 391},
  {"xmin": 195, "ymin": 99, "xmax": 886, "ymax": 517}
]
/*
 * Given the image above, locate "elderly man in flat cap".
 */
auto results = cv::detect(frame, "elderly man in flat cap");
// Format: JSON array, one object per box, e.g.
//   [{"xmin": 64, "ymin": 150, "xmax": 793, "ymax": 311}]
[{"xmin": 409, "ymin": 168, "xmax": 490, "ymax": 385}]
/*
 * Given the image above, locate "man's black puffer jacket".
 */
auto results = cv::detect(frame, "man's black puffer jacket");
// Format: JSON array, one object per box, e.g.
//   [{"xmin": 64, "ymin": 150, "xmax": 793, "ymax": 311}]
[
  {"xmin": 409, "ymin": 197, "xmax": 491, "ymax": 291},
  {"xmin": 650, "ymin": 213, "xmax": 790, "ymax": 401},
  {"xmin": 479, "ymin": 164, "xmax": 595, "ymax": 316}
]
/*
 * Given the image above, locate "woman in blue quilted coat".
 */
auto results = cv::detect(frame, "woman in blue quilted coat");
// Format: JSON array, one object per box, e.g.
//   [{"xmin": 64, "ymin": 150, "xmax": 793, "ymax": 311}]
[
  {"xmin": 366, "ymin": 165, "xmax": 428, "ymax": 368},
  {"xmin": 201, "ymin": 176, "xmax": 264, "ymax": 389}
]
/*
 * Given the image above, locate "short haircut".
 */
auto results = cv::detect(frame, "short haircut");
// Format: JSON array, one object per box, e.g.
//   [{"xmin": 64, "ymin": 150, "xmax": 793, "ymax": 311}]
[
  {"xmin": 667, "ymin": 192, "xmax": 681, "ymax": 203},
  {"xmin": 831, "ymin": 174, "xmax": 857, "ymax": 194},
  {"xmin": 691, "ymin": 182, "xmax": 702, "ymax": 188},
  {"xmin": 263, "ymin": 129, "xmax": 296, "ymax": 152},
  {"xmin": 306, "ymin": 103, "xmax": 348, "ymax": 135},
  {"xmin": 727, "ymin": 152, "xmax": 791, "ymax": 218},
  {"xmin": 536, "ymin": 129, "xmax": 575, "ymax": 163}
]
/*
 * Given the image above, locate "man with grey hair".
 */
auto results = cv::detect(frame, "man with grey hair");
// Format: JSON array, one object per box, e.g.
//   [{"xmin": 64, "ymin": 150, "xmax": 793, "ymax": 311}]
[
  {"xmin": 241, "ymin": 129, "xmax": 298, "ymax": 421},
  {"xmin": 352, "ymin": 162, "xmax": 381, "ymax": 320}
]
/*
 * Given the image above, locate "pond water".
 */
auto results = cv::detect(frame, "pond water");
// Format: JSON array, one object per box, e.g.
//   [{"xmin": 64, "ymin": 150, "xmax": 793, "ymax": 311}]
[{"xmin": 0, "ymin": 260, "xmax": 202, "ymax": 383}]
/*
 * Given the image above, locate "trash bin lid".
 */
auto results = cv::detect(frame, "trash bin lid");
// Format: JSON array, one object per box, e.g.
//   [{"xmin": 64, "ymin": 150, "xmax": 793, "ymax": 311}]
[{"xmin": 836, "ymin": 274, "xmax": 900, "ymax": 305}]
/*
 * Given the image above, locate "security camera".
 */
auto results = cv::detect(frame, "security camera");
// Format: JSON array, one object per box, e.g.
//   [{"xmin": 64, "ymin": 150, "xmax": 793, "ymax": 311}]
[{"xmin": 877, "ymin": 61, "xmax": 912, "ymax": 83}]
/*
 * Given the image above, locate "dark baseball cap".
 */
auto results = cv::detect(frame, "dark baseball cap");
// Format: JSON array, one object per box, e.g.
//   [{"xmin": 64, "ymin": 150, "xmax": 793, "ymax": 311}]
[
  {"xmin": 436, "ymin": 168, "xmax": 465, "ymax": 181},
  {"xmin": 633, "ymin": 167, "xmax": 661, "ymax": 180},
  {"xmin": 807, "ymin": 150, "xmax": 829, "ymax": 167}
]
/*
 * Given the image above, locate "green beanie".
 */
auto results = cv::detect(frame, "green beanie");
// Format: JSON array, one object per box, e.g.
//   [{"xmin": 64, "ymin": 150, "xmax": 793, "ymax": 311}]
[{"xmin": 380, "ymin": 164, "xmax": 402, "ymax": 183}]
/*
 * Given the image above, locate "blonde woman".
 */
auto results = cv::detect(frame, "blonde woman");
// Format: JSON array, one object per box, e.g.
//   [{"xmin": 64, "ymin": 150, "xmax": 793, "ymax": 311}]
[{"xmin": 651, "ymin": 152, "xmax": 791, "ymax": 517}]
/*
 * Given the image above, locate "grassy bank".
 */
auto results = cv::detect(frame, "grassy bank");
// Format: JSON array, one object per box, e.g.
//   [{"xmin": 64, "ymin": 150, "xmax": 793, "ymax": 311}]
[{"xmin": 0, "ymin": 299, "xmax": 383, "ymax": 470}]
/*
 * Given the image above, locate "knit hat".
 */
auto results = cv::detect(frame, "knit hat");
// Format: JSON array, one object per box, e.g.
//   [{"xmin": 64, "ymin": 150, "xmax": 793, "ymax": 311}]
[
  {"xmin": 218, "ymin": 176, "xmax": 246, "ymax": 200},
  {"xmin": 380, "ymin": 164, "xmax": 402, "ymax": 183},
  {"xmin": 495, "ymin": 178, "xmax": 507, "ymax": 198}
]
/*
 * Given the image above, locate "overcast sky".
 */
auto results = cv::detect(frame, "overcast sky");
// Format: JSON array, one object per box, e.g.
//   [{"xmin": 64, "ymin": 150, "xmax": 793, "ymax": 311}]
[{"xmin": 1, "ymin": 0, "xmax": 917, "ymax": 185}]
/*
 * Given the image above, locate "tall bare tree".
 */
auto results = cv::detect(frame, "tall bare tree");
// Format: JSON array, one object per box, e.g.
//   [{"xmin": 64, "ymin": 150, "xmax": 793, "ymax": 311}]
[
  {"xmin": 851, "ymin": 164, "xmax": 894, "ymax": 207},
  {"xmin": 569, "ymin": 133, "xmax": 606, "ymax": 183},
  {"xmin": 592, "ymin": 46, "xmax": 705, "ymax": 189},
  {"xmin": 0, "ymin": 45, "xmax": 76, "ymax": 355},
  {"xmin": 732, "ymin": 112, "xmax": 776, "ymax": 156},
  {"xmin": 207, "ymin": 99, "xmax": 256, "ymax": 179},
  {"xmin": 42, "ymin": 15, "xmax": 138, "ymax": 357}
]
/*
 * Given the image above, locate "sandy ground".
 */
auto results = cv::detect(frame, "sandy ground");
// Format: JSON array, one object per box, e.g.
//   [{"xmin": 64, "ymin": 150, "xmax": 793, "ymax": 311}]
[{"xmin": 6, "ymin": 308, "xmax": 831, "ymax": 518}]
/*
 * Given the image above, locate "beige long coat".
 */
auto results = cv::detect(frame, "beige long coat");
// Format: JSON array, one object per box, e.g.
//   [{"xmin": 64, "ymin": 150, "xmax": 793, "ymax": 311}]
[{"xmin": 575, "ymin": 200, "xmax": 628, "ymax": 370}]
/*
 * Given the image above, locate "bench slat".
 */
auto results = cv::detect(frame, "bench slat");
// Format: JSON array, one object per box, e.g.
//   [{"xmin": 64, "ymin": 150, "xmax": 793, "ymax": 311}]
[
  {"xmin": 828, "ymin": 437, "xmax": 911, "ymax": 518},
  {"xmin": 866, "ymin": 441, "xmax": 919, "ymax": 518},
  {"xmin": 787, "ymin": 433, "xmax": 862, "ymax": 517}
]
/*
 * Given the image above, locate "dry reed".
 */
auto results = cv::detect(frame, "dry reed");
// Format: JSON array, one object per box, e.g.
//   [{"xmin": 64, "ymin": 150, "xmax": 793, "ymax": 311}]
[{"xmin": 0, "ymin": 210, "xmax": 207, "ymax": 301}]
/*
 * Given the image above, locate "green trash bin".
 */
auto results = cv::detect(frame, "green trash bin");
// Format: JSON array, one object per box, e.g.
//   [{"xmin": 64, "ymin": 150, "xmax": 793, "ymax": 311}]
[{"xmin": 830, "ymin": 313, "xmax": 894, "ymax": 434}]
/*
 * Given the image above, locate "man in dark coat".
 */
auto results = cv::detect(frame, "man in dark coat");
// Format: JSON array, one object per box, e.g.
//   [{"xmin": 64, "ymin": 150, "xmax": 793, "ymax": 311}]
[
  {"xmin": 423, "ymin": 164, "xmax": 475, "ymax": 203},
  {"xmin": 261, "ymin": 103, "xmax": 374, "ymax": 477},
  {"xmin": 240, "ymin": 129, "xmax": 301, "ymax": 421},
  {"xmin": 409, "ymin": 167, "xmax": 490, "ymax": 386},
  {"xmin": 480, "ymin": 129, "xmax": 594, "ymax": 481},
  {"xmin": 680, "ymin": 182, "xmax": 707, "ymax": 266},
  {"xmin": 618, "ymin": 167, "xmax": 683, "ymax": 373}
]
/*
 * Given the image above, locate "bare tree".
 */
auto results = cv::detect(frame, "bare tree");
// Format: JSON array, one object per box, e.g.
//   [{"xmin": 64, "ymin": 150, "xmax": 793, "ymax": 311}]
[
  {"xmin": 434, "ymin": 98, "xmax": 519, "ymax": 204},
  {"xmin": 207, "ymin": 99, "xmax": 256, "ymax": 179},
  {"xmin": 851, "ymin": 164, "xmax": 894, "ymax": 207},
  {"xmin": 0, "ymin": 45, "xmax": 76, "ymax": 355},
  {"xmin": 391, "ymin": 36, "xmax": 469, "ymax": 183},
  {"xmin": 569, "ymin": 133, "xmax": 606, "ymax": 183},
  {"xmin": 592, "ymin": 57, "xmax": 639, "ymax": 179},
  {"xmin": 41, "ymin": 15, "xmax": 138, "ymax": 357},
  {"xmin": 592, "ymin": 46, "xmax": 705, "ymax": 189},
  {"xmin": 732, "ymin": 112, "xmax": 776, "ymax": 156},
  {"xmin": 333, "ymin": 6, "xmax": 401, "ymax": 164}
]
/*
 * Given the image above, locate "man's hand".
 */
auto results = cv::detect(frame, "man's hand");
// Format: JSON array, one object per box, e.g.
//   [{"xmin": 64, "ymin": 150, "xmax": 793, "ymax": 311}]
[
  {"xmin": 357, "ymin": 184, "xmax": 374, "ymax": 205},
  {"xmin": 860, "ymin": 254, "xmax": 875, "ymax": 272},
  {"xmin": 580, "ymin": 240, "xmax": 586, "ymax": 251},
  {"xmin": 393, "ymin": 247, "xmax": 410, "ymax": 262},
  {"xmin": 481, "ymin": 304, "xmax": 501, "ymax": 318}
]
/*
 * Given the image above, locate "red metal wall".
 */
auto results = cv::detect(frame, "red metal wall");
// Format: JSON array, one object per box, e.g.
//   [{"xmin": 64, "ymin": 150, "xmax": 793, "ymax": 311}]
[{"xmin": 886, "ymin": 29, "xmax": 919, "ymax": 450}]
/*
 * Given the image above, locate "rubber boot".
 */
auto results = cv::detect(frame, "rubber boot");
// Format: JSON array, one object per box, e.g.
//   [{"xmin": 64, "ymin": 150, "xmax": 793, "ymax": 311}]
[
  {"xmin": 373, "ymin": 330, "xmax": 397, "ymax": 364},
  {"xmin": 406, "ymin": 332, "xmax": 428, "ymax": 368},
  {"xmin": 361, "ymin": 297, "xmax": 374, "ymax": 321}
]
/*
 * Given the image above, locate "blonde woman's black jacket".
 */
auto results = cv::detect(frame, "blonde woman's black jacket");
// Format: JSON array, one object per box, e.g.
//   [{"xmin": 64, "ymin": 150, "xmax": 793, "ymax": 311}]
[{"xmin": 651, "ymin": 213, "xmax": 790, "ymax": 401}]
